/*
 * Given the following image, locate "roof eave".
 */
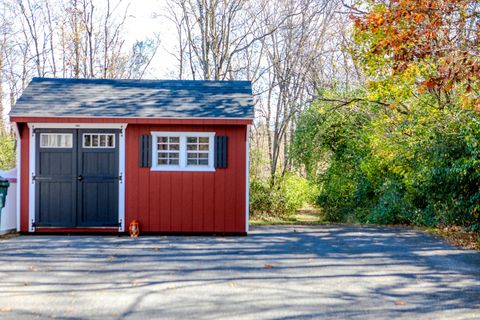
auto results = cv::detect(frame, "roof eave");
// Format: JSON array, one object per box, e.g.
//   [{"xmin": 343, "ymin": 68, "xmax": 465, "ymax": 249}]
[{"xmin": 9, "ymin": 115, "xmax": 254, "ymax": 125}]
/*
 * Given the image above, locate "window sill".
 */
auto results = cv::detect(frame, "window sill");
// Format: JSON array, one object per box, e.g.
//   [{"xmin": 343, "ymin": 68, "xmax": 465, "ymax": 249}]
[{"xmin": 150, "ymin": 166, "xmax": 216, "ymax": 172}]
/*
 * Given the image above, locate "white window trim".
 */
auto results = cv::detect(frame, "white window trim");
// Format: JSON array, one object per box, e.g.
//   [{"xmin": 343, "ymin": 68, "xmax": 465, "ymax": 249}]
[{"xmin": 151, "ymin": 131, "xmax": 215, "ymax": 172}]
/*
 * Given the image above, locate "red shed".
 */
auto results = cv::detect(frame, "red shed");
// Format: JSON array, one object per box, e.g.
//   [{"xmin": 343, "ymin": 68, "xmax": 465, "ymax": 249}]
[{"xmin": 9, "ymin": 78, "xmax": 253, "ymax": 235}]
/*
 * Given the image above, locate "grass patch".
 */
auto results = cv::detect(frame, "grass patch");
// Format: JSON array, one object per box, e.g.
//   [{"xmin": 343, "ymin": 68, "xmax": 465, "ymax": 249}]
[{"xmin": 250, "ymin": 205, "xmax": 328, "ymax": 225}]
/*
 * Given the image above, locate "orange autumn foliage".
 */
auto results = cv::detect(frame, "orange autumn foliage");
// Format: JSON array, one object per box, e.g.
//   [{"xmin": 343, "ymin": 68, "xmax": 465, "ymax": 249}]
[{"xmin": 353, "ymin": 0, "xmax": 480, "ymax": 103}]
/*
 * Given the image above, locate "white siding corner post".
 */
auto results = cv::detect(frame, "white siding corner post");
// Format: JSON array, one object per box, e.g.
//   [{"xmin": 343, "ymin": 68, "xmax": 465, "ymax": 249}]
[
  {"xmin": 28, "ymin": 125, "xmax": 36, "ymax": 232},
  {"xmin": 13, "ymin": 123, "xmax": 21, "ymax": 232},
  {"xmin": 118, "ymin": 125, "xmax": 126, "ymax": 232}
]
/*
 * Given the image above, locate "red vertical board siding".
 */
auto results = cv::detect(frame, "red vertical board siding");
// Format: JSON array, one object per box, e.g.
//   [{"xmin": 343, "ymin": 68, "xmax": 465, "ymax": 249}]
[
  {"xmin": 214, "ymin": 128, "xmax": 225, "ymax": 232},
  {"xmin": 203, "ymin": 172, "xmax": 215, "ymax": 231},
  {"xmin": 236, "ymin": 126, "xmax": 247, "ymax": 231},
  {"xmin": 170, "ymin": 172, "xmax": 182, "ymax": 230},
  {"xmin": 181, "ymin": 172, "xmax": 193, "ymax": 232},
  {"xmin": 18, "ymin": 122, "xmax": 247, "ymax": 233},
  {"xmin": 17, "ymin": 120, "xmax": 248, "ymax": 233},
  {"xmin": 225, "ymin": 128, "xmax": 238, "ymax": 231},
  {"xmin": 124, "ymin": 124, "xmax": 247, "ymax": 233},
  {"xmin": 20, "ymin": 125, "xmax": 30, "ymax": 232},
  {"xmin": 125, "ymin": 125, "xmax": 139, "ymax": 226},
  {"xmin": 137, "ymin": 126, "xmax": 151, "ymax": 231},
  {"xmin": 160, "ymin": 173, "xmax": 172, "ymax": 231},
  {"xmin": 192, "ymin": 173, "xmax": 204, "ymax": 232}
]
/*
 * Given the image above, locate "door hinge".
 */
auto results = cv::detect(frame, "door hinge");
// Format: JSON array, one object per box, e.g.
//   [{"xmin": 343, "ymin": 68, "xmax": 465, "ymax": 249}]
[
  {"xmin": 119, "ymin": 173, "xmax": 123, "ymax": 182},
  {"xmin": 118, "ymin": 219, "xmax": 123, "ymax": 228},
  {"xmin": 31, "ymin": 220, "xmax": 36, "ymax": 228}
]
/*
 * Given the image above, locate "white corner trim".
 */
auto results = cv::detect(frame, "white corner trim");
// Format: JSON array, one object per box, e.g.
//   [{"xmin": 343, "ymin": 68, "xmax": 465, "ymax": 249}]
[
  {"xmin": 118, "ymin": 126, "xmax": 126, "ymax": 232},
  {"xmin": 150, "ymin": 131, "xmax": 216, "ymax": 172},
  {"xmin": 245, "ymin": 125, "xmax": 250, "ymax": 233},
  {"xmin": 12, "ymin": 123, "xmax": 21, "ymax": 232},
  {"xmin": 28, "ymin": 127, "xmax": 35, "ymax": 232}
]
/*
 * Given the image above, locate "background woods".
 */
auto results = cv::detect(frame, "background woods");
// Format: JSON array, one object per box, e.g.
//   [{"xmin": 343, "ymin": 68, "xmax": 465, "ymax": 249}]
[{"xmin": 1, "ymin": 0, "xmax": 479, "ymax": 231}]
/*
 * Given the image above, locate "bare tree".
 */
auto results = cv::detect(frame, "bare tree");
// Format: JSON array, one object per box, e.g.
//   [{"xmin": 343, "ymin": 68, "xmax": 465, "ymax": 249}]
[
  {"xmin": 165, "ymin": 0, "xmax": 359, "ymax": 183},
  {"xmin": 1, "ymin": 0, "xmax": 159, "ymax": 131}
]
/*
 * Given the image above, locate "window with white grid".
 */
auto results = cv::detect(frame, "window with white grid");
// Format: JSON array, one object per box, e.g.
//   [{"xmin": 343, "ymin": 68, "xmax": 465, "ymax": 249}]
[{"xmin": 151, "ymin": 132, "xmax": 215, "ymax": 171}]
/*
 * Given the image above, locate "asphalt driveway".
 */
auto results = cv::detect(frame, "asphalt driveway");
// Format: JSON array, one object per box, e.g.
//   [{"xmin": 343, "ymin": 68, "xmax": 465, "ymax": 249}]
[{"xmin": 0, "ymin": 225, "xmax": 479, "ymax": 319}]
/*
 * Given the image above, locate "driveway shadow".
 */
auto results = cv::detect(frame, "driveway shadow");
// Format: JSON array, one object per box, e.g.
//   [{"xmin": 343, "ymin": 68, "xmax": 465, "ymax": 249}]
[{"xmin": 0, "ymin": 225, "xmax": 478, "ymax": 319}]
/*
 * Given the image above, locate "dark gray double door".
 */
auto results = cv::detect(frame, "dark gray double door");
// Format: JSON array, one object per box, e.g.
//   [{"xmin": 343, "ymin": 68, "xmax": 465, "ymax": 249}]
[{"xmin": 35, "ymin": 129, "xmax": 119, "ymax": 228}]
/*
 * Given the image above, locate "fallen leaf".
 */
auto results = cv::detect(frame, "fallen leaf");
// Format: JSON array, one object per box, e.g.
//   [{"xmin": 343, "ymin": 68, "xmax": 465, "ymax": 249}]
[
  {"xmin": 394, "ymin": 301, "xmax": 407, "ymax": 306},
  {"xmin": 264, "ymin": 264, "xmax": 274, "ymax": 269},
  {"xmin": 131, "ymin": 280, "xmax": 144, "ymax": 287}
]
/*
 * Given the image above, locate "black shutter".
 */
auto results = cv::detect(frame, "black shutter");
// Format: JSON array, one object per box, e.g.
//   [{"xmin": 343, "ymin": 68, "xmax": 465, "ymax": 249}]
[
  {"xmin": 214, "ymin": 136, "xmax": 228, "ymax": 169},
  {"xmin": 139, "ymin": 134, "xmax": 152, "ymax": 168}
]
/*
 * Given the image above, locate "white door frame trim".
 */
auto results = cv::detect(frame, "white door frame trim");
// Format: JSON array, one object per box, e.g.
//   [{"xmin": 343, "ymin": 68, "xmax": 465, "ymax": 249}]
[{"xmin": 27, "ymin": 123, "xmax": 127, "ymax": 232}]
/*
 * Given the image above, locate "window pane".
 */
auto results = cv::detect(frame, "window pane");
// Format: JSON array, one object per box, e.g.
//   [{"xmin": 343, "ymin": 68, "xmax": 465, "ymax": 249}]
[
  {"xmin": 187, "ymin": 137, "xmax": 197, "ymax": 143},
  {"xmin": 169, "ymin": 137, "xmax": 179, "ymax": 143},
  {"xmin": 41, "ymin": 135, "xmax": 48, "ymax": 146},
  {"xmin": 199, "ymin": 137, "xmax": 209, "ymax": 143},
  {"xmin": 170, "ymin": 159, "xmax": 179, "ymax": 165},
  {"xmin": 107, "ymin": 135, "xmax": 114, "ymax": 147},
  {"xmin": 84, "ymin": 135, "xmax": 91, "ymax": 147},
  {"xmin": 40, "ymin": 134, "xmax": 73, "ymax": 148},
  {"xmin": 170, "ymin": 144, "xmax": 180, "ymax": 150},
  {"xmin": 199, "ymin": 144, "xmax": 209, "ymax": 151},
  {"xmin": 92, "ymin": 135, "xmax": 99, "ymax": 147},
  {"xmin": 158, "ymin": 159, "xmax": 168, "ymax": 165},
  {"xmin": 199, "ymin": 159, "xmax": 208, "ymax": 165},
  {"xmin": 187, "ymin": 144, "xmax": 198, "ymax": 151},
  {"xmin": 199, "ymin": 153, "xmax": 208, "ymax": 159},
  {"xmin": 100, "ymin": 135, "xmax": 106, "ymax": 147}
]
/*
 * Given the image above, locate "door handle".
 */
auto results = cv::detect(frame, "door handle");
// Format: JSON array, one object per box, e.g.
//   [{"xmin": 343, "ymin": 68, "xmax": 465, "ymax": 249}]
[{"xmin": 77, "ymin": 175, "xmax": 84, "ymax": 181}]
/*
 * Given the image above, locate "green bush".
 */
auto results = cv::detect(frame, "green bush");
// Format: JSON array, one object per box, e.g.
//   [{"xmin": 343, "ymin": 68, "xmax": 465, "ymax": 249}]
[
  {"xmin": 249, "ymin": 174, "xmax": 318, "ymax": 219},
  {"xmin": 0, "ymin": 133, "xmax": 15, "ymax": 170},
  {"xmin": 292, "ymin": 93, "xmax": 480, "ymax": 231}
]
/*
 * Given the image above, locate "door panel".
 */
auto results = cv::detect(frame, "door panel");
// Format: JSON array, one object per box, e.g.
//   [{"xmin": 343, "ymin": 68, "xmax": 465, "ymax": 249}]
[
  {"xmin": 77, "ymin": 129, "xmax": 119, "ymax": 227},
  {"xmin": 35, "ymin": 129, "xmax": 77, "ymax": 227}
]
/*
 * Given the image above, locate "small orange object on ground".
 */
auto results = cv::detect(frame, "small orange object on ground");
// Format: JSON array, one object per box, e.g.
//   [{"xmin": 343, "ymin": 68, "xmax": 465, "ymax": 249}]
[{"xmin": 129, "ymin": 220, "xmax": 140, "ymax": 238}]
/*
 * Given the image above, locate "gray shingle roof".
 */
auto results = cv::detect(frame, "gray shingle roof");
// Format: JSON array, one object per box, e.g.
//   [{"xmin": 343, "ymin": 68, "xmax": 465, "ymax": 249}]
[{"xmin": 10, "ymin": 77, "xmax": 254, "ymax": 119}]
